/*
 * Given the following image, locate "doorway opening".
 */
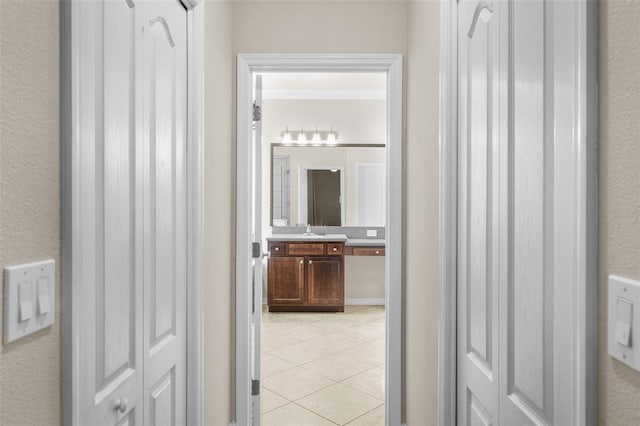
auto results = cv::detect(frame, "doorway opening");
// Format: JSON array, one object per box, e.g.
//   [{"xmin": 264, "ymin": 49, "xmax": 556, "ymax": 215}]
[
  {"xmin": 261, "ymin": 71, "xmax": 386, "ymax": 425},
  {"xmin": 236, "ymin": 55, "xmax": 403, "ymax": 426}
]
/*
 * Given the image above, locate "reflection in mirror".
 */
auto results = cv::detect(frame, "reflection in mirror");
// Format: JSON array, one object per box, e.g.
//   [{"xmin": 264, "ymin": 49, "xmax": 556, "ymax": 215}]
[
  {"xmin": 270, "ymin": 144, "xmax": 385, "ymax": 227},
  {"xmin": 304, "ymin": 168, "xmax": 343, "ymax": 226}
]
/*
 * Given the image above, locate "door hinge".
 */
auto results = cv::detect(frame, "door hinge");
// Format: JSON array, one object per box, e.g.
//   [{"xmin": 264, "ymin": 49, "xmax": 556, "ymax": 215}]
[
  {"xmin": 252, "ymin": 102, "xmax": 262, "ymax": 122},
  {"xmin": 252, "ymin": 242, "xmax": 261, "ymax": 259},
  {"xmin": 252, "ymin": 379, "xmax": 260, "ymax": 396}
]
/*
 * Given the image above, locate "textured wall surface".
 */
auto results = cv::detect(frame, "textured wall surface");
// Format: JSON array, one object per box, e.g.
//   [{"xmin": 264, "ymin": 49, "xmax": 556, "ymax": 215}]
[
  {"xmin": 3, "ymin": 1, "xmax": 639, "ymax": 426},
  {"xmin": 0, "ymin": 1, "xmax": 62, "ymax": 425},
  {"xmin": 599, "ymin": 1, "xmax": 640, "ymax": 424},
  {"xmin": 231, "ymin": 1, "xmax": 443, "ymax": 424},
  {"xmin": 203, "ymin": 1, "xmax": 235, "ymax": 425},
  {"xmin": 405, "ymin": 1, "xmax": 440, "ymax": 423}
]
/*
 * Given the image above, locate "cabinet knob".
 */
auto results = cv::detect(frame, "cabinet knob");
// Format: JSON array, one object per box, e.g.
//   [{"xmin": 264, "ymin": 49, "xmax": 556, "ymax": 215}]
[
  {"xmin": 275, "ymin": 247, "xmax": 280, "ymax": 251},
  {"xmin": 308, "ymin": 260, "xmax": 312, "ymax": 264},
  {"xmin": 332, "ymin": 247, "xmax": 337, "ymax": 252},
  {"xmin": 114, "ymin": 397, "xmax": 128, "ymax": 414},
  {"xmin": 375, "ymin": 250, "xmax": 380, "ymax": 255},
  {"xmin": 300, "ymin": 260, "xmax": 304, "ymax": 264}
]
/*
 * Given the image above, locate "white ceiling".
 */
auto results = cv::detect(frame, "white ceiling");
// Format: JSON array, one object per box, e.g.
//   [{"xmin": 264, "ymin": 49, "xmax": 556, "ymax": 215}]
[{"xmin": 259, "ymin": 72, "xmax": 387, "ymax": 100}]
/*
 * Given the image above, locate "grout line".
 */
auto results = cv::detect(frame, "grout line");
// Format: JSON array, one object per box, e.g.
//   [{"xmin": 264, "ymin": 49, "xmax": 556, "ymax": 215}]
[
  {"xmin": 261, "ymin": 308, "xmax": 386, "ymax": 425},
  {"xmin": 288, "ymin": 401, "xmax": 341, "ymax": 426},
  {"xmin": 342, "ymin": 402, "xmax": 385, "ymax": 425}
]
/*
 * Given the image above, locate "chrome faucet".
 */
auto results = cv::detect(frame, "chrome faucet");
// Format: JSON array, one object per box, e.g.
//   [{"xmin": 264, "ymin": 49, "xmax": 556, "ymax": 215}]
[{"xmin": 305, "ymin": 224, "xmax": 312, "ymax": 235}]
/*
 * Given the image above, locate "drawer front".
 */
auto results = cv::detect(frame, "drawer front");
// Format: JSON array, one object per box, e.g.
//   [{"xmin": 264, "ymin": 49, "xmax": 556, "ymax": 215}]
[
  {"xmin": 352, "ymin": 247, "xmax": 385, "ymax": 256},
  {"xmin": 269, "ymin": 242, "xmax": 286, "ymax": 256},
  {"xmin": 326, "ymin": 243, "xmax": 343, "ymax": 256},
  {"xmin": 288, "ymin": 243, "xmax": 325, "ymax": 256}
]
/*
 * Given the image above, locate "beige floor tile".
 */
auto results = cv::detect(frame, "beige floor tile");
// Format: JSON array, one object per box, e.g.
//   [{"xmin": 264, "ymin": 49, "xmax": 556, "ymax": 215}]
[
  {"xmin": 270, "ymin": 338, "xmax": 340, "ymax": 365},
  {"xmin": 262, "ymin": 332, "xmax": 307, "ymax": 353},
  {"xmin": 262, "ymin": 307, "xmax": 386, "ymax": 424},
  {"xmin": 261, "ymin": 403, "xmax": 337, "ymax": 426},
  {"xmin": 284, "ymin": 322, "xmax": 332, "ymax": 340},
  {"xmin": 310, "ymin": 320, "xmax": 355, "ymax": 334},
  {"xmin": 341, "ymin": 367, "xmax": 385, "ymax": 400},
  {"xmin": 262, "ymin": 353, "xmax": 295, "ymax": 378},
  {"xmin": 261, "ymin": 388, "xmax": 289, "ymax": 414},
  {"xmin": 297, "ymin": 384, "xmax": 383, "ymax": 425},
  {"xmin": 346, "ymin": 310, "xmax": 386, "ymax": 324},
  {"xmin": 315, "ymin": 314, "xmax": 361, "ymax": 325},
  {"xmin": 302, "ymin": 354, "xmax": 372, "ymax": 382},
  {"xmin": 312, "ymin": 329, "xmax": 367, "ymax": 351},
  {"xmin": 262, "ymin": 367, "xmax": 334, "ymax": 401},
  {"xmin": 346, "ymin": 323, "xmax": 385, "ymax": 341},
  {"xmin": 345, "ymin": 405, "xmax": 385, "ymax": 426},
  {"xmin": 340, "ymin": 341, "xmax": 385, "ymax": 366},
  {"xmin": 343, "ymin": 305, "xmax": 371, "ymax": 313}
]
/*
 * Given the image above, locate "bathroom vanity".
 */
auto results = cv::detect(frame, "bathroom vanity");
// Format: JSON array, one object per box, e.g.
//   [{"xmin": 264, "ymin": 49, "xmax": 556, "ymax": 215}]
[
  {"xmin": 266, "ymin": 234, "xmax": 386, "ymax": 312},
  {"xmin": 267, "ymin": 235, "xmax": 347, "ymax": 312}
]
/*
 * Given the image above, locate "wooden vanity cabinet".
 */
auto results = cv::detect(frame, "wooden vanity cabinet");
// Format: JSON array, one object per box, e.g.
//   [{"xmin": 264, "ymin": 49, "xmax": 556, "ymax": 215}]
[
  {"xmin": 267, "ymin": 241, "xmax": 344, "ymax": 312},
  {"xmin": 268, "ymin": 256, "xmax": 305, "ymax": 305}
]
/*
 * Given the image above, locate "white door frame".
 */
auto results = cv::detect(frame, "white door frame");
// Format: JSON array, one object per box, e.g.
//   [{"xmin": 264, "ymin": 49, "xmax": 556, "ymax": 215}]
[
  {"xmin": 437, "ymin": 0, "xmax": 599, "ymax": 424},
  {"xmin": 236, "ymin": 54, "xmax": 403, "ymax": 426},
  {"xmin": 60, "ymin": 0, "xmax": 204, "ymax": 424}
]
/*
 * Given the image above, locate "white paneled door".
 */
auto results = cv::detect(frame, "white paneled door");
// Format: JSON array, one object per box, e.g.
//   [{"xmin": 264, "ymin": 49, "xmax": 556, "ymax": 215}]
[
  {"xmin": 457, "ymin": 0, "xmax": 597, "ymax": 425},
  {"xmin": 68, "ymin": 0, "xmax": 188, "ymax": 424},
  {"xmin": 139, "ymin": 1, "xmax": 188, "ymax": 425},
  {"xmin": 456, "ymin": 0, "xmax": 500, "ymax": 424}
]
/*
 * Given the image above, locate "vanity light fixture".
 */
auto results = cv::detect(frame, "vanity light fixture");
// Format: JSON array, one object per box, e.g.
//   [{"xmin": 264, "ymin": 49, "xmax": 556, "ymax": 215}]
[
  {"xmin": 296, "ymin": 127, "xmax": 307, "ymax": 144},
  {"xmin": 312, "ymin": 127, "xmax": 321, "ymax": 144},
  {"xmin": 281, "ymin": 127, "xmax": 292, "ymax": 144},
  {"xmin": 281, "ymin": 127, "xmax": 338, "ymax": 144},
  {"xmin": 326, "ymin": 129, "xmax": 337, "ymax": 144}
]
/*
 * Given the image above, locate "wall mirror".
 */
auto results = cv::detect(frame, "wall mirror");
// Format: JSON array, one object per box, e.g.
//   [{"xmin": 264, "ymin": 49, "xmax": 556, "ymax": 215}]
[{"xmin": 270, "ymin": 143, "xmax": 386, "ymax": 227}]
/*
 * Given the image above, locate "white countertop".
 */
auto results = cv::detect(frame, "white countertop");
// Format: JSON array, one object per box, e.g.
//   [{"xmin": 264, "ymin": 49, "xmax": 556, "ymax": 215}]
[
  {"xmin": 345, "ymin": 238, "xmax": 386, "ymax": 247},
  {"xmin": 266, "ymin": 235, "xmax": 385, "ymax": 246},
  {"xmin": 267, "ymin": 233, "xmax": 348, "ymax": 242}
]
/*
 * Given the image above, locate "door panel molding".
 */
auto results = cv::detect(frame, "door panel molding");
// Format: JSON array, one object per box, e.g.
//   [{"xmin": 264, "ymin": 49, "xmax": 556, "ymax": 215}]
[
  {"xmin": 61, "ymin": 0, "xmax": 204, "ymax": 424},
  {"xmin": 439, "ymin": 0, "xmax": 598, "ymax": 425}
]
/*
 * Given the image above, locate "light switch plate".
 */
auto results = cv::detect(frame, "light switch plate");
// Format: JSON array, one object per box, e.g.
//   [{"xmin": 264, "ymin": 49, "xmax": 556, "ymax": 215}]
[
  {"xmin": 608, "ymin": 275, "xmax": 640, "ymax": 370},
  {"xmin": 4, "ymin": 259, "xmax": 55, "ymax": 344},
  {"xmin": 366, "ymin": 229, "xmax": 378, "ymax": 237}
]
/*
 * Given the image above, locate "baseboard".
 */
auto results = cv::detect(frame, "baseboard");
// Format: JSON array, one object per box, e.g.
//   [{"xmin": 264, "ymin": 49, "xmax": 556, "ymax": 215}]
[
  {"xmin": 262, "ymin": 297, "xmax": 385, "ymax": 306},
  {"xmin": 345, "ymin": 298, "xmax": 385, "ymax": 305}
]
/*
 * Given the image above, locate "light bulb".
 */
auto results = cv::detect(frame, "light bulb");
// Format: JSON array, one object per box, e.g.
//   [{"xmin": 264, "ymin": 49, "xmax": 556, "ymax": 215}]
[
  {"xmin": 312, "ymin": 127, "xmax": 321, "ymax": 144},
  {"xmin": 326, "ymin": 131, "xmax": 337, "ymax": 144},
  {"xmin": 297, "ymin": 128, "xmax": 307, "ymax": 144},
  {"xmin": 282, "ymin": 128, "xmax": 292, "ymax": 144}
]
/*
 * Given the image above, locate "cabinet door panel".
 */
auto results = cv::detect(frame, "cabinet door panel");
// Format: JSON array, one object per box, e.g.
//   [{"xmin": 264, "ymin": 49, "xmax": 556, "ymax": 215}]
[
  {"xmin": 307, "ymin": 257, "xmax": 343, "ymax": 306},
  {"xmin": 268, "ymin": 257, "xmax": 305, "ymax": 304}
]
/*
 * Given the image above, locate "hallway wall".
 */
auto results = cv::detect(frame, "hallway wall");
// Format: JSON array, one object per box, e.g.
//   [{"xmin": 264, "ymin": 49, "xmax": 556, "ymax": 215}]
[
  {"xmin": 405, "ymin": 1, "xmax": 440, "ymax": 423},
  {"xmin": 0, "ymin": 1, "xmax": 637, "ymax": 425},
  {"xmin": 0, "ymin": 1, "xmax": 62, "ymax": 425},
  {"xmin": 227, "ymin": 1, "xmax": 441, "ymax": 424},
  {"xmin": 204, "ymin": 1, "xmax": 235, "ymax": 425},
  {"xmin": 599, "ymin": 1, "xmax": 640, "ymax": 424}
]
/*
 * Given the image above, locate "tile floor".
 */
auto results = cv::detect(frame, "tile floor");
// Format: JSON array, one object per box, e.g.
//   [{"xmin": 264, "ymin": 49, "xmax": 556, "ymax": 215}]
[{"xmin": 261, "ymin": 305, "xmax": 385, "ymax": 426}]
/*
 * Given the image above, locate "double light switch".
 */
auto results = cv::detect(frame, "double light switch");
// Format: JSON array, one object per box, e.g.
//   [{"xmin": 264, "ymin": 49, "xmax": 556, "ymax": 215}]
[
  {"xmin": 4, "ymin": 260, "xmax": 55, "ymax": 344},
  {"xmin": 609, "ymin": 275, "xmax": 640, "ymax": 370}
]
